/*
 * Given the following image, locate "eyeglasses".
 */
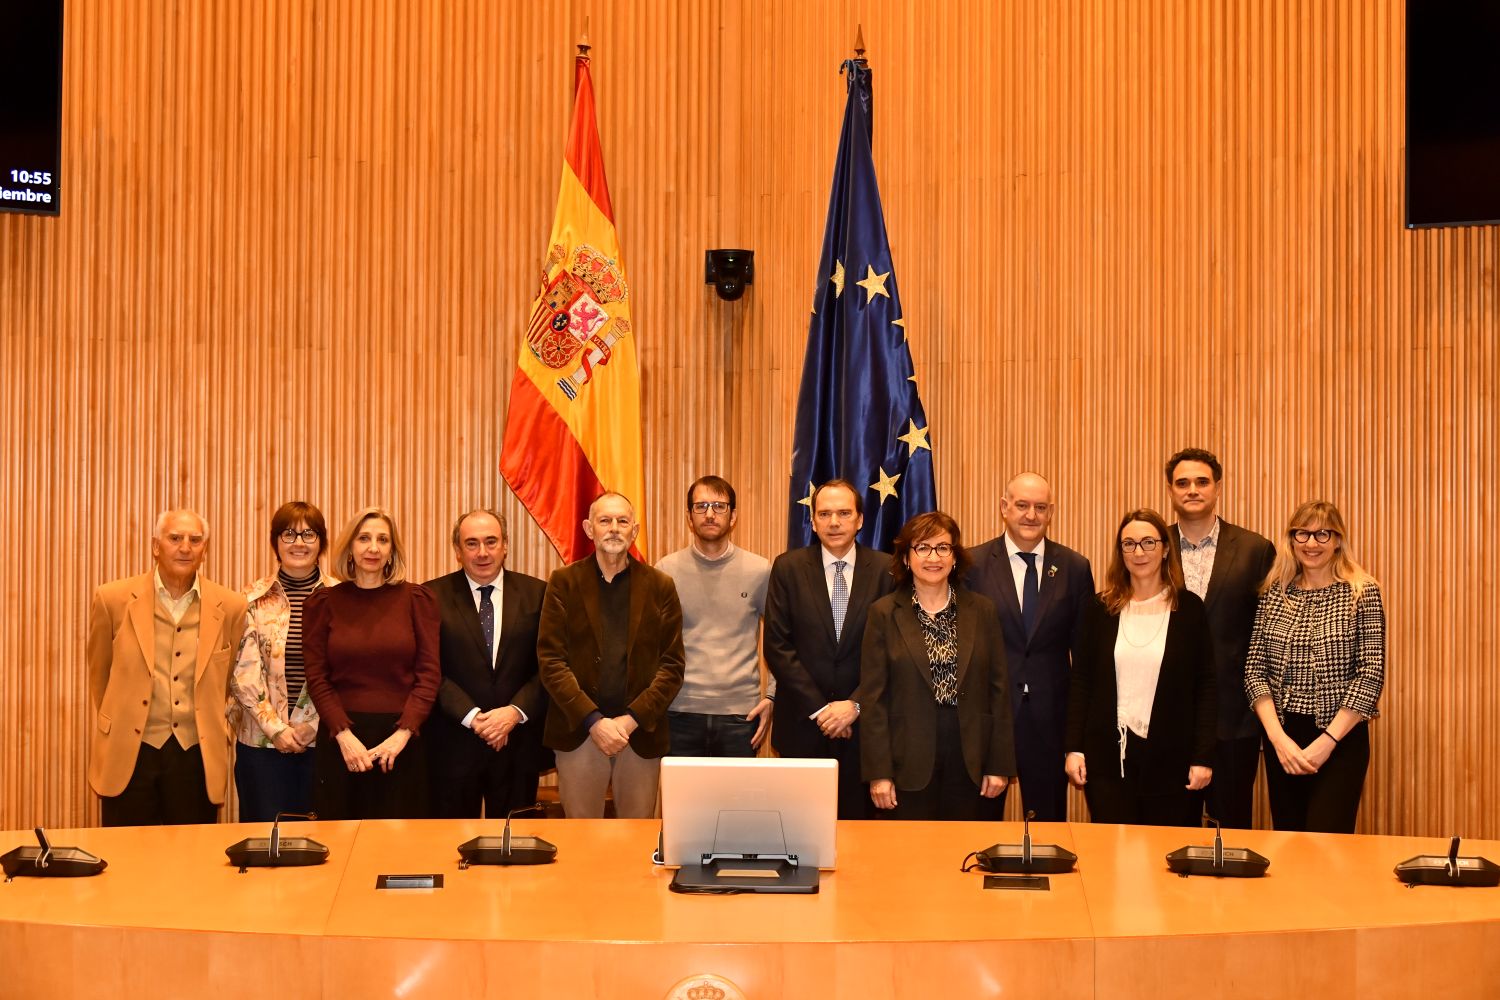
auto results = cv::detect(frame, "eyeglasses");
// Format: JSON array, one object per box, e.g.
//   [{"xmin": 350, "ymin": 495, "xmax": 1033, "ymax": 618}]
[
  {"xmin": 1290, "ymin": 528, "xmax": 1338, "ymax": 544},
  {"xmin": 279, "ymin": 528, "xmax": 319, "ymax": 544},
  {"xmin": 1120, "ymin": 538, "xmax": 1163, "ymax": 554},
  {"xmin": 911, "ymin": 542, "xmax": 954, "ymax": 558},
  {"xmin": 690, "ymin": 501, "xmax": 731, "ymax": 515}
]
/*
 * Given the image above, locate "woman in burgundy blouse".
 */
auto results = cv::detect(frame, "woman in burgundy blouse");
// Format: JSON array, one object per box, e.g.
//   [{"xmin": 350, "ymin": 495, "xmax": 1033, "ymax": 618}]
[{"xmin": 303, "ymin": 507, "xmax": 441, "ymax": 819}]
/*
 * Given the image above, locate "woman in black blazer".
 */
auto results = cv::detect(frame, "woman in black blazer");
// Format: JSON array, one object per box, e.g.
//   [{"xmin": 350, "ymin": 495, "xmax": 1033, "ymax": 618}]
[
  {"xmin": 1065, "ymin": 508, "xmax": 1216, "ymax": 826},
  {"xmin": 859, "ymin": 511, "xmax": 1016, "ymax": 820}
]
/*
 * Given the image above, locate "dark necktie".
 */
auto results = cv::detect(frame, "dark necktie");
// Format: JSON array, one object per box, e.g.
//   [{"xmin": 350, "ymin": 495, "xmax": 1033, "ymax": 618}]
[
  {"xmin": 478, "ymin": 584, "xmax": 496, "ymax": 669},
  {"xmin": 831, "ymin": 560, "xmax": 849, "ymax": 642},
  {"xmin": 1018, "ymin": 552, "xmax": 1038, "ymax": 636}
]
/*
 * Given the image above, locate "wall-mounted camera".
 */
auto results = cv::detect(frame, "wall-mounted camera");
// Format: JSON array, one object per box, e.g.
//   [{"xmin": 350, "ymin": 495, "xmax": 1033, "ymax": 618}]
[{"xmin": 705, "ymin": 249, "xmax": 755, "ymax": 301}]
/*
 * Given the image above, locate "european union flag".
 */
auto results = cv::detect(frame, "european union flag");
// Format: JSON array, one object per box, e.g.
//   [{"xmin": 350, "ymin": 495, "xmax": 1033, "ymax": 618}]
[{"xmin": 787, "ymin": 58, "xmax": 936, "ymax": 552}]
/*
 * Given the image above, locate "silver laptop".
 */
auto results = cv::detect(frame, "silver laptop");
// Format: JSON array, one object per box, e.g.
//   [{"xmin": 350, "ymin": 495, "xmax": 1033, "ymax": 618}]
[{"xmin": 660, "ymin": 756, "xmax": 838, "ymax": 869}]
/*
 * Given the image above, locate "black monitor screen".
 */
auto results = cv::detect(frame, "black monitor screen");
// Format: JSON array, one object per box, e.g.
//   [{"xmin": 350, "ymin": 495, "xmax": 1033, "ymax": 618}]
[
  {"xmin": 0, "ymin": 1, "xmax": 63, "ymax": 217},
  {"xmin": 1406, "ymin": 1, "xmax": 1500, "ymax": 228}
]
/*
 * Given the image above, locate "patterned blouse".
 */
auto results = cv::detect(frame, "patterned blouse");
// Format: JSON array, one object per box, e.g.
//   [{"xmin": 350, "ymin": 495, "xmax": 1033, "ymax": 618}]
[
  {"xmin": 1243, "ymin": 579, "xmax": 1386, "ymax": 729},
  {"xmin": 229, "ymin": 572, "xmax": 333, "ymax": 747},
  {"xmin": 912, "ymin": 587, "xmax": 959, "ymax": 707}
]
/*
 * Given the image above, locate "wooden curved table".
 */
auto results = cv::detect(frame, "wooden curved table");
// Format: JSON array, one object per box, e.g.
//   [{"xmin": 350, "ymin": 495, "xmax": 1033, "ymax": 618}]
[{"xmin": 1, "ymin": 820, "xmax": 1496, "ymax": 999}]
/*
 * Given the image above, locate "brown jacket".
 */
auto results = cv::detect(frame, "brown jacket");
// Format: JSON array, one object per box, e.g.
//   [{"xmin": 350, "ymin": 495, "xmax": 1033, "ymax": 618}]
[
  {"xmin": 537, "ymin": 555, "xmax": 685, "ymax": 757},
  {"xmin": 86, "ymin": 571, "xmax": 248, "ymax": 803}
]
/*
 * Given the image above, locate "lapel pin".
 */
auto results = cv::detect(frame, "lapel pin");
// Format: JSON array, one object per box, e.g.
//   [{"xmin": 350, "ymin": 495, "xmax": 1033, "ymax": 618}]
[{"xmin": 1047, "ymin": 565, "xmax": 1058, "ymax": 578}]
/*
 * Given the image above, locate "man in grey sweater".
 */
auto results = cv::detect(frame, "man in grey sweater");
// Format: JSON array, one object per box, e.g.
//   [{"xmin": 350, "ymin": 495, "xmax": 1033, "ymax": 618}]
[{"xmin": 655, "ymin": 475, "xmax": 774, "ymax": 757}]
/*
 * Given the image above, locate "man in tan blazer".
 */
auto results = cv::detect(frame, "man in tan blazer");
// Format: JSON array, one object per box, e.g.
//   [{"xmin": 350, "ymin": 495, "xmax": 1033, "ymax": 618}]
[
  {"xmin": 87, "ymin": 509, "xmax": 247, "ymax": 826},
  {"xmin": 538, "ymin": 493, "xmax": 685, "ymax": 819}
]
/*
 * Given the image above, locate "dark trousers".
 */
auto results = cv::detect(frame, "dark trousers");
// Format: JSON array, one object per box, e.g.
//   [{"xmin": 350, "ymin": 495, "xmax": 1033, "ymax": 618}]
[
  {"xmin": 314, "ymin": 713, "xmax": 429, "ymax": 820},
  {"xmin": 427, "ymin": 732, "xmax": 541, "ymax": 820},
  {"xmin": 234, "ymin": 742, "xmax": 316, "ymax": 823},
  {"xmin": 878, "ymin": 706, "xmax": 1005, "ymax": 822},
  {"xmin": 1083, "ymin": 729, "xmax": 1198, "ymax": 827},
  {"xmin": 100, "ymin": 740, "xmax": 216, "ymax": 827},
  {"xmin": 1264, "ymin": 713, "xmax": 1369, "ymax": 833},
  {"xmin": 1193, "ymin": 733, "xmax": 1261, "ymax": 829},
  {"xmin": 667, "ymin": 711, "xmax": 758, "ymax": 758},
  {"xmin": 774, "ymin": 719, "xmax": 869, "ymax": 819},
  {"xmin": 1000, "ymin": 697, "xmax": 1069, "ymax": 821}
]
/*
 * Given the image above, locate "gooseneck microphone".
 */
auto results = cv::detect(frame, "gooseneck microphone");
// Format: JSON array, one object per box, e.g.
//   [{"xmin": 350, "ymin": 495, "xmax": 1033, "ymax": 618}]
[
  {"xmin": 2, "ymin": 827, "xmax": 108, "ymax": 880},
  {"xmin": 457, "ymin": 802, "xmax": 558, "ymax": 867},
  {"xmin": 225, "ymin": 812, "xmax": 329, "ymax": 873}
]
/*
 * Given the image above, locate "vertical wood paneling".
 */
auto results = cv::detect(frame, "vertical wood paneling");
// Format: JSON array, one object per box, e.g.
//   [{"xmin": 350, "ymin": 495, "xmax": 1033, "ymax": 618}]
[{"xmin": 0, "ymin": 0, "xmax": 1495, "ymax": 837}]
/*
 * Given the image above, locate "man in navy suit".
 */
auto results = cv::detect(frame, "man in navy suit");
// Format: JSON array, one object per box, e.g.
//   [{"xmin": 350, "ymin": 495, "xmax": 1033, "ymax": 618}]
[
  {"xmin": 967, "ymin": 473, "xmax": 1094, "ymax": 821},
  {"xmin": 765, "ymin": 479, "xmax": 894, "ymax": 819},
  {"xmin": 1166, "ymin": 448, "xmax": 1275, "ymax": 829},
  {"xmin": 423, "ymin": 510, "xmax": 550, "ymax": 819}
]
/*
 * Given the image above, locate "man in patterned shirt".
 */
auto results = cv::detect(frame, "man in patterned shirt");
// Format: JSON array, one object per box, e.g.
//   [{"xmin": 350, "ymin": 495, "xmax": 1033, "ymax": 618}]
[{"xmin": 1166, "ymin": 448, "xmax": 1275, "ymax": 829}]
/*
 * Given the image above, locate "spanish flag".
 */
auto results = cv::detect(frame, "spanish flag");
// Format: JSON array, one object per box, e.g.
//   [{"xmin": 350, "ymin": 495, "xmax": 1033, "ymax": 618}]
[{"xmin": 502, "ymin": 51, "xmax": 647, "ymax": 563}]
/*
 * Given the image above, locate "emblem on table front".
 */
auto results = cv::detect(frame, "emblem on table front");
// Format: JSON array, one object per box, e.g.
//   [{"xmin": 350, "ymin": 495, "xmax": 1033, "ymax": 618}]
[{"xmin": 664, "ymin": 974, "xmax": 745, "ymax": 1000}]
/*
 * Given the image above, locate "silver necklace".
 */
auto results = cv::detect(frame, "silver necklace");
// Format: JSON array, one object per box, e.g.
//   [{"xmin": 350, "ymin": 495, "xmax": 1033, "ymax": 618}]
[{"xmin": 1120, "ymin": 590, "xmax": 1170, "ymax": 648}]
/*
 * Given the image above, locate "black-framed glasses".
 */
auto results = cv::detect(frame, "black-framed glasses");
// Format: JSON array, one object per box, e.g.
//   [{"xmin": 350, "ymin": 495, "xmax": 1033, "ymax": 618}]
[
  {"xmin": 1290, "ymin": 528, "xmax": 1338, "ymax": 544},
  {"xmin": 690, "ymin": 501, "xmax": 731, "ymax": 515},
  {"xmin": 1120, "ymin": 538, "xmax": 1163, "ymax": 554},
  {"xmin": 279, "ymin": 528, "xmax": 319, "ymax": 544},
  {"xmin": 911, "ymin": 542, "xmax": 954, "ymax": 557}
]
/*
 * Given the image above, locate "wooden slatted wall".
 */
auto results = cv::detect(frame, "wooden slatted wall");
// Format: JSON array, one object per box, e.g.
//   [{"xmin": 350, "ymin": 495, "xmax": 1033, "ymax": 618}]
[{"xmin": 1, "ymin": 0, "xmax": 1495, "ymax": 836}]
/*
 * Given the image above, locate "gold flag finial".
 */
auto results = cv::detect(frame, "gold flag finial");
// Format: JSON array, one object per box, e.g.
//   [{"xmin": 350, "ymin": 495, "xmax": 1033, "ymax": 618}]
[
  {"xmin": 853, "ymin": 24, "xmax": 866, "ymax": 61},
  {"xmin": 578, "ymin": 16, "xmax": 591, "ymax": 56}
]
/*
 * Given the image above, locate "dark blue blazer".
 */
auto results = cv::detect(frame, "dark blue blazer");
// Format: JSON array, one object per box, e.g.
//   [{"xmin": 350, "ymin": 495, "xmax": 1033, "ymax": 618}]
[{"xmin": 966, "ymin": 536, "xmax": 1094, "ymax": 748}]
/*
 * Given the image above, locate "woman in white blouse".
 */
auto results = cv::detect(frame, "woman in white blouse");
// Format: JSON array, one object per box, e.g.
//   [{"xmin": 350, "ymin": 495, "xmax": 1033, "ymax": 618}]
[{"xmin": 1065, "ymin": 508, "xmax": 1217, "ymax": 826}]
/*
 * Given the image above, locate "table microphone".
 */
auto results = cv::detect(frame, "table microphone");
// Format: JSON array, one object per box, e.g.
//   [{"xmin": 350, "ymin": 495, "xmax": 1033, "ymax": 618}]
[
  {"xmin": 457, "ymin": 803, "xmax": 558, "ymax": 867},
  {"xmin": 225, "ymin": 812, "xmax": 330, "ymax": 873},
  {"xmin": 2, "ymin": 827, "xmax": 107, "ymax": 881},
  {"xmin": 1395, "ymin": 835, "xmax": 1500, "ymax": 887},
  {"xmin": 967, "ymin": 810, "xmax": 1077, "ymax": 875},
  {"xmin": 1166, "ymin": 818, "xmax": 1270, "ymax": 878}
]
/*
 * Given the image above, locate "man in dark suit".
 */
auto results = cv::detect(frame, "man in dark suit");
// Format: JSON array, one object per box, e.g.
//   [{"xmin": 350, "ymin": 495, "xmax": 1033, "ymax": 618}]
[
  {"xmin": 423, "ymin": 509, "xmax": 549, "ymax": 819},
  {"xmin": 1166, "ymin": 448, "xmax": 1276, "ymax": 829},
  {"xmin": 967, "ymin": 472, "xmax": 1094, "ymax": 822},
  {"xmin": 765, "ymin": 479, "xmax": 894, "ymax": 819},
  {"xmin": 538, "ymin": 492, "xmax": 685, "ymax": 819}
]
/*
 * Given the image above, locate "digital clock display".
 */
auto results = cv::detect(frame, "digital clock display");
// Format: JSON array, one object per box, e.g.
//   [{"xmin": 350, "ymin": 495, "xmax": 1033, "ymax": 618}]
[{"xmin": 0, "ymin": 1, "xmax": 63, "ymax": 217}]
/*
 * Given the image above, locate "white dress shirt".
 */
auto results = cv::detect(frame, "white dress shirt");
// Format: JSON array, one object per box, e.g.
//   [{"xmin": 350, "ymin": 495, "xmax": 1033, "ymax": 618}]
[
  {"xmin": 153, "ymin": 569, "xmax": 201, "ymax": 625},
  {"xmin": 820, "ymin": 544, "xmax": 857, "ymax": 602}
]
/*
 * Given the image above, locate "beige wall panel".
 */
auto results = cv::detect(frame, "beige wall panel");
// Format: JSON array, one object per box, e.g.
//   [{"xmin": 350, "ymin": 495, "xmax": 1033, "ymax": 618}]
[{"xmin": 0, "ymin": 0, "xmax": 1495, "ymax": 836}]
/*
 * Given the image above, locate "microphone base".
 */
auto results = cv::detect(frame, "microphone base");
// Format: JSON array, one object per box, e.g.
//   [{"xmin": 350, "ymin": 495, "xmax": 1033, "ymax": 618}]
[
  {"xmin": 1165, "ymin": 844, "xmax": 1270, "ymax": 878},
  {"xmin": 973, "ymin": 842, "xmax": 1077, "ymax": 875},
  {"xmin": 1, "ymin": 845, "xmax": 107, "ymax": 881},
  {"xmin": 457, "ymin": 835, "xmax": 557, "ymax": 867},
  {"xmin": 1394, "ymin": 854, "xmax": 1500, "ymax": 887},
  {"xmin": 224, "ymin": 837, "xmax": 330, "ymax": 873}
]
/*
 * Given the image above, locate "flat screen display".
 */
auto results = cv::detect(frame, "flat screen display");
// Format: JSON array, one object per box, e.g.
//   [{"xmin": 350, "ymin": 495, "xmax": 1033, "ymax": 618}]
[
  {"xmin": 1406, "ymin": 1, "xmax": 1500, "ymax": 228},
  {"xmin": 0, "ymin": 1, "xmax": 63, "ymax": 216}
]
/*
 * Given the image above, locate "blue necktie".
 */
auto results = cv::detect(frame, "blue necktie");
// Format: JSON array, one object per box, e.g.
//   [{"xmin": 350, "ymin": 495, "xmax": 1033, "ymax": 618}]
[
  {"xmin": 1018, "ymin": 552, "xmax": 1038, "ymax": 636},
  {"xmin": 831, "ymin": 561, "xmax": 849, "ymax": 642},
  {"xmin": 478, "ymin": 584, "xmax": 496, "ymax": 669}
]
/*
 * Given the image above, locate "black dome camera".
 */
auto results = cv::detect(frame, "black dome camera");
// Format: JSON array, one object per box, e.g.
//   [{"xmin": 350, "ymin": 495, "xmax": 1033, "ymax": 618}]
[{"xmin": 705, "ymin": 249, "xmax": 755, "ymax": 301}]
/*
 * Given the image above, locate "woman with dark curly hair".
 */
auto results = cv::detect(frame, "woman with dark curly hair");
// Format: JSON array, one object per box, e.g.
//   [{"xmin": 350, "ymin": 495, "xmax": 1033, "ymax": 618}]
[{"xmin": 859, "ymin": 511, "xmax": 1015, "ymax": 820}]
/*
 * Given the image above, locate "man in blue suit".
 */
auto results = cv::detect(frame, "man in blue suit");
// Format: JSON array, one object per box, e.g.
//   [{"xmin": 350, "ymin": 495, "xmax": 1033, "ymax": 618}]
[{"xmin": 967, "ymin": 473, "xmax": 1094, "ymax": 821}]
